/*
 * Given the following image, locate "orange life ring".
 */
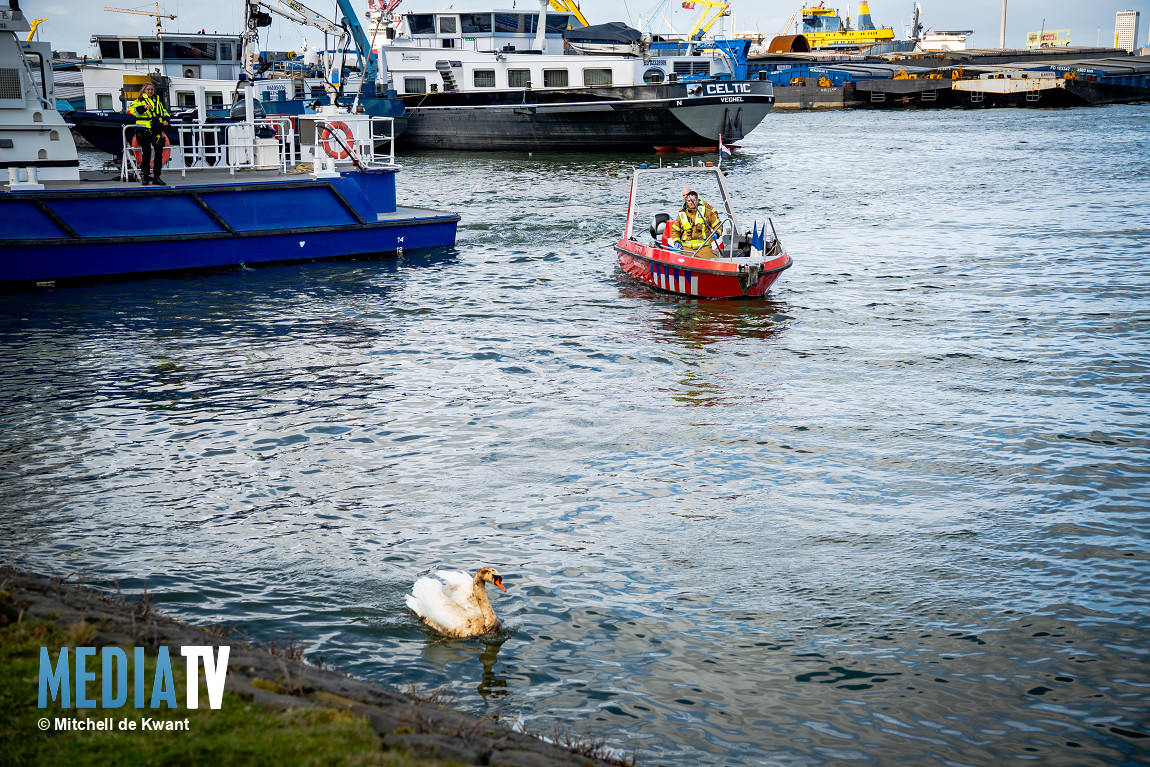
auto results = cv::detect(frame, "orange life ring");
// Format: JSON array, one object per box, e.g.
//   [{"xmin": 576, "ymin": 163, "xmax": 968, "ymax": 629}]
[
  {"xmin": 131, "ymin": 132, "xmax": 171, "ymax": 168},
  {"xmin": 320, "ymin": 121, "xmax": 353, "ymax": 159}
]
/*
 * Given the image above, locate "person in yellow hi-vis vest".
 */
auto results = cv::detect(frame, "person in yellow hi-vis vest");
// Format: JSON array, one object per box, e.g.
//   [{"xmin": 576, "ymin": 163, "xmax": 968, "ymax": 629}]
[
  {"xmin": 670, "ymin": 188, "xmax": 722, "ymax": 259},
  {"xmin": 129, "ymin": 82, "xmax": 171, "ymax": 186}
]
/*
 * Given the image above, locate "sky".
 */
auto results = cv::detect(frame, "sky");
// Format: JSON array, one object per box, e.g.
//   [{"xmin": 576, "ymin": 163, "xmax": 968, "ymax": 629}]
[{"xmin": 24, "ymin": 0, "xmax": 1150, "ymax": 56}]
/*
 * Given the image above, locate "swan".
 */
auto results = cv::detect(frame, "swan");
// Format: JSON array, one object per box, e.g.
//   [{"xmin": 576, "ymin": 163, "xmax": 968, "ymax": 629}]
[{"xmin": 405, "ymin": 567, "xmax": 506, "ymax": 638}]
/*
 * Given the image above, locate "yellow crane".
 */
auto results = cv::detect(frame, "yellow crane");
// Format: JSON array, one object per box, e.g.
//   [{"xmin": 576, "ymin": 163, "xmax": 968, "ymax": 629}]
[
  {"xmin": 26, "ymin": 18, "xmax": 48, "ymax": 41},
  {"xmin": 548, "ymin": 0, "xmax": 590, "ymax": 29},
  {"xmin": 103, "ymin": 3, "xmax": 176, "ymax": 36},
  {"xmin": 681, "ymin": 0, "xmax": 730, "ymax": 40}
]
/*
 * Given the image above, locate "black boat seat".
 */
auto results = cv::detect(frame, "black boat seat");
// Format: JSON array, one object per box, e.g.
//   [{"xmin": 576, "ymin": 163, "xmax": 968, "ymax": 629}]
[{"xmin": 649, "ymin": 212, "xmax": 671, "ymax": 242}]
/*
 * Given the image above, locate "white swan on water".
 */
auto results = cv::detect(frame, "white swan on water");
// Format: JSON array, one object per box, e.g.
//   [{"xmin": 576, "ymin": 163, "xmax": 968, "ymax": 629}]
[{"xmin": 405, "ymin": 568, "xmax": 506, "ymax": 638}]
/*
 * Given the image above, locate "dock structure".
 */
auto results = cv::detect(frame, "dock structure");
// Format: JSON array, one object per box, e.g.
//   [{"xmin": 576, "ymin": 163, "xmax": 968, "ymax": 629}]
[{"xmin": 747, "ymin": 47, "xmax": 1150, "ymax": 109}]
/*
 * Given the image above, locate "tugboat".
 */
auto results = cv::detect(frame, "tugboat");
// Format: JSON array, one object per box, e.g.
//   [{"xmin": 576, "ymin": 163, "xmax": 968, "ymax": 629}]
[
  {"xmin": 614, "ymin": 162, "xmax": 792, "ymax": 298},
  {"xmin": 778, "ymin": 1, "xmax": 896, "ymax": 50},
  {"xmin": 0, "ymin": 0, "xmax": 457, "ymax": 286}
]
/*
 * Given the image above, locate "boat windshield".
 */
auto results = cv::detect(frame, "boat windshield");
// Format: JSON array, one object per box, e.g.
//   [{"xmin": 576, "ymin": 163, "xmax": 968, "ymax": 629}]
[{"xmin": 632, "ymin": 171, "xmax": 730, "ymax": 245}]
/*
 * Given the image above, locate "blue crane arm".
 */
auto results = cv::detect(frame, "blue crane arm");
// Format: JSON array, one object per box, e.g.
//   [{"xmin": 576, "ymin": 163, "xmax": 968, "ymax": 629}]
[{"xmin": 336, "ymin": 0, "xmax": 379, "ymax": 82}]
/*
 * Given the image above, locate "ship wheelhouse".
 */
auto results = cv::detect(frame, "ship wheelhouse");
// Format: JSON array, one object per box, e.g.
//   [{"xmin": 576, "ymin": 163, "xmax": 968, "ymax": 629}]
[
  {"xmin": 382, "ymin": 8, "xmax": 657, "ymax": 95},
  {"xmin": 397, "ymin": 10, "xmax": 574, "ymax": 53},
  {"xmin": 90, "ymin": 33, "xmax": 242, "ymax": 80},
  {"xmin": 85, "ymin": 33, "xmax": 242, "ymax": 112}
]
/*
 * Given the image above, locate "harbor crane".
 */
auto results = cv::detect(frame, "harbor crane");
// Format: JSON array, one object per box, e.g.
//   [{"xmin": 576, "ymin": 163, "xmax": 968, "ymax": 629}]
[
  {"xmin": 243, "ymin": 0, "xmax": 381, "ymax": 85},
  {"xmin": 103, "ymin": 3, "xmax": 176, "ymax": 36},
  {"xmin": 681, "ymin": 0, "xmax": 730, "ymax": 40},
  {"xmin": 26, "ymin": 18, "xmax": 47, "ymax": 41},
  {"xmin": 548, "ymin": 0, "xmax": 590, "ymax": 28}
]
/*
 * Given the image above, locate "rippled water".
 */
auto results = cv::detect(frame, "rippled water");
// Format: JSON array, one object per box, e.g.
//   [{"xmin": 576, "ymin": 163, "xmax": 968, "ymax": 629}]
[{"xmin": 3, "ymin": 105, "xmax": 1149, "ymax": 766}]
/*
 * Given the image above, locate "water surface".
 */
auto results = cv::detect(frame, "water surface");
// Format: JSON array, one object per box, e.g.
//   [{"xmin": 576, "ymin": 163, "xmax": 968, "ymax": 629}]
[{"xmin": 3, "ymin": 105, "xmax": 1149, "ymax": 766}]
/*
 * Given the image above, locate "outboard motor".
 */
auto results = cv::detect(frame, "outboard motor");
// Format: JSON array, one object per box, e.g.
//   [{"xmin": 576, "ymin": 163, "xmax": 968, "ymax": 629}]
[{"xmin": 229, "ymin": 96, "xmax": 267, "ymax": 119}]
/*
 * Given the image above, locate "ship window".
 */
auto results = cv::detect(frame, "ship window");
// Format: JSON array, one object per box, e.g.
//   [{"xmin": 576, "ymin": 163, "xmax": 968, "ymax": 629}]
[
  {"xmin": 543, "ymin": 68, "xmax": 568, "ymax": 87},
  {"xmin": 404, "ymin": 76, "xmax": 427, "ymax": 94},
  {"xmin": 142, "ymin": 41, "xmax": 161, "ymax": 58},
  {"xmin": 163, "ymin": 41, "xmax": 217, "ymax": 60},
  {"xmin": 96, "ymin": 93, "xmax": 114, "ymax": 110},
  {"xmin": 643, "ymin": 67, "xmax": 664, "ymax": 84},
  {"xmin": 176, "ymin": 90, "xmax": 196, "ymax": 107},
  {"xmin": 508, "ymin": 69, "xmax": 531, "ymax": 88},
  {"xmin": 438, "ymin": 16, "xmax": 457, "ymax": 34},
  {"xmin": 473, "ymin": 69, "xmax": 496, "ymax": 88},
  {"xmin": 461, "ymin": 13, "xmax": 493, "ymax": 33},
  {"xmin": 583, "ymin": 68, "xmax": 612, "ymax": 86},
  {"xmin": 98, "ymin": 40, "xmax": 120, "ymax": 59},
  {"xmin": 218, "ymin": 43, "xmax": 233, "ymax": 61},
  {"xmin": 409, "ymin": 14, "xmax": 435, "ymax": 34},
  {"xmin": 545, "ymin": 14, "xmax": 570, "ymax": 33},
  {"xmin": 121, "ymin": 40, "xmax": 140, "ymax": 58},
  {"xmin": 495, "ymin": 13, "xmax": 536, "ymax": 33},
  {"xmin": 206, "ymin": 91, "xmax": 224, "ymax": 108}
]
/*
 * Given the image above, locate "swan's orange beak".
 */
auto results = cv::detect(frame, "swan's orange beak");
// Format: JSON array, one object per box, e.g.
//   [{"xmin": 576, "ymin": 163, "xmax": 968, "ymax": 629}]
[{"xmin": 494, "ymin": 576, "xmax": 506, "ymax": 591}]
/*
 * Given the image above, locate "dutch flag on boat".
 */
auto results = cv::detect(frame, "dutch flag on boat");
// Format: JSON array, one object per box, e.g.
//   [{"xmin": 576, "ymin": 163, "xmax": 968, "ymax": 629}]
[{"xmin": 719, "ymin": 135, "xmax": 732, "ymax": 160}]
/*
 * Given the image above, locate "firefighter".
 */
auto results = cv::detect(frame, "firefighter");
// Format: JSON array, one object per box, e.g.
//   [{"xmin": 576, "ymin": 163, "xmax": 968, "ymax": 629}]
[
  {"xmin": 129, "ymin": 82, "xmax": 170, "ymax": 185},
  {"xmin": 670, "ymin": 189, "xmax": 722, "ymax": 259}
]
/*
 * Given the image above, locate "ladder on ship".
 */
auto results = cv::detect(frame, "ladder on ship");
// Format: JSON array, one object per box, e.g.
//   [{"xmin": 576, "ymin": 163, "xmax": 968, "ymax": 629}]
[{"xmin": 435, "ymin": 60, "xmax": 458, "ymax": 92}]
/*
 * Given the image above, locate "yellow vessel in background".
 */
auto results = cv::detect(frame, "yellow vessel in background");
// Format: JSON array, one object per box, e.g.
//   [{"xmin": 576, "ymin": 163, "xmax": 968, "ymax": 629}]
[{"xmin": 791, "ymin": 1, "xmax": 895, "ymax": 50}]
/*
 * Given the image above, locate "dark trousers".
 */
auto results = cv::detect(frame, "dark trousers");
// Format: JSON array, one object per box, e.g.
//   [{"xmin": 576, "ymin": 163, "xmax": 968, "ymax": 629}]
[{"xmin": 136, "ymin": 127, "xmax": 165, "ymax": 180}]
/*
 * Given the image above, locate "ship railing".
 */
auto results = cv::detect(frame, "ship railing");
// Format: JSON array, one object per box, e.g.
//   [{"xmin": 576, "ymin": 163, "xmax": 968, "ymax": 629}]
[
  {"xmin": 312, "ymin": 116, "xmax": 396, "ymax": 169},
  {"xmin": 118, "ymin": 116, "xmax": 300, "ymax": 182}
]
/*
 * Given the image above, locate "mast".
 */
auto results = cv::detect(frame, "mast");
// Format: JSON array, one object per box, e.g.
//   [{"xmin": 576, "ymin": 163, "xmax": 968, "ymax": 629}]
[
  {"xmin": 998, "ymin": 0, "xmax": 1006, "ymax": 48},
  {"xmin": 533, "ymin": 0, "xmax": 547, "ymax": 52}
]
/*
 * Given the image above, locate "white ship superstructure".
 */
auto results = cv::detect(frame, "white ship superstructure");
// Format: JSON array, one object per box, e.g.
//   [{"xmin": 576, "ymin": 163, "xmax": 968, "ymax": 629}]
[{"xmin": 366, "ymin": 0, "xmax": 749, "ymax": 94}]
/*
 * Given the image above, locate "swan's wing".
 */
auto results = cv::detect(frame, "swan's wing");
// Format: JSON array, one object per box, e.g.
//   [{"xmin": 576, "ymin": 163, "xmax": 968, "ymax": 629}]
[
  {"xmin": 407, "ymin": 572, "xmax": 480, "ymax": 635},
  {"xmin": 406, "ymin": 575, "xmax": 446, "ymax": 617},
  {"xmin": 434, "ymin": 570, "xmax": 476, "ymax": 606}
]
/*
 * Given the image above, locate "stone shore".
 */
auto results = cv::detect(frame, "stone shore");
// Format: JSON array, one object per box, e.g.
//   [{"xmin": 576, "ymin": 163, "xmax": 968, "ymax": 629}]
[{"xmin": 2, "ymin": 570, "xmax": 624, "ymax": 767}]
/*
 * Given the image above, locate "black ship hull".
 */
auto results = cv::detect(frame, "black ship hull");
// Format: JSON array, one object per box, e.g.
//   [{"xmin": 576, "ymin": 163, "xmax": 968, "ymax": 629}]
[{"xmin": 398, "ymin": 81, "xmax": 774, "ymax": 151}]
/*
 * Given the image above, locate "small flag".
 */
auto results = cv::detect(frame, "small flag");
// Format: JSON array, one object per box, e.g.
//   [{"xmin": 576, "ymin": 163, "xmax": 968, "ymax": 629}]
[
  {"xmin": 751, "ymin": 221, "xmax": 765, "ymax": 251},
  {"xmin": 719, "ymin": 135, "xmax": 732, "ymax": 160}
]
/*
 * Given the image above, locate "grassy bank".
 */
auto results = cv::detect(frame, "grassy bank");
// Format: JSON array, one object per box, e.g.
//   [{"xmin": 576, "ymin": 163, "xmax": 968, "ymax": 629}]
[
  {"xmin": 0, "ymin": 597, "xmax": 451, "ymax": 767},
  {"xmin": 0, "ymin": 574, "xmax": 627, "ymax": 767}
]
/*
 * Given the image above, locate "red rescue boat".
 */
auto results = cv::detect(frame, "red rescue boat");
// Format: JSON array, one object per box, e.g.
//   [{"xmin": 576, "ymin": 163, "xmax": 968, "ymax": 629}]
[{"xmin": 614, "ymin": 163, "xmax": 792, "ymax": 299}]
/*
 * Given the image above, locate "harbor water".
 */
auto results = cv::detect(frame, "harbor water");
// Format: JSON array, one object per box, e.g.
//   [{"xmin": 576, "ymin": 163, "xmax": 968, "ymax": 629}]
[{"xmin": 2, "ymin": 105, "xmax": 1149, "ymax": 766}]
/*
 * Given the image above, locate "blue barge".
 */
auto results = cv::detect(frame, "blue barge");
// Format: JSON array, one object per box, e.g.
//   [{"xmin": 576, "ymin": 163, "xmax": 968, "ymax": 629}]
[
  {"xmin": 0, "ymin": 171, "xmax": 458, "ymax": 283},
  {"xmin": 0, "ymin": 0, "xmax": 457, "ymax": 286}
]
